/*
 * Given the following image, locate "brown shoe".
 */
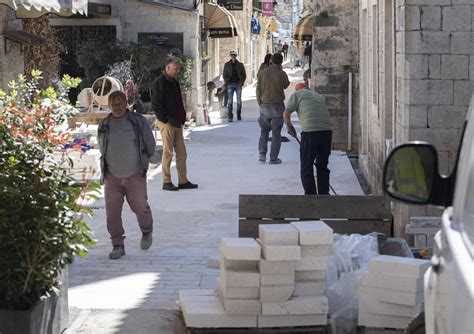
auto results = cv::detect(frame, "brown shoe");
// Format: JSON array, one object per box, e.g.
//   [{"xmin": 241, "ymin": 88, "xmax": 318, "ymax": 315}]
[{"xmin": 109, "ymin": 245, "xmax": 125, "ymax": 260}]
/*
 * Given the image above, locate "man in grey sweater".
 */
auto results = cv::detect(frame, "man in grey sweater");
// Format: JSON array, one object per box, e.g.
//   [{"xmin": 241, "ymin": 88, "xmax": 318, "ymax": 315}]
[
  {"xmin": 98, "ymin": 91, "xmax": 156, "ymax": 259},
  {"xmin": 256, "ymin": 53, "xmax": 290, "ymax": 164}
]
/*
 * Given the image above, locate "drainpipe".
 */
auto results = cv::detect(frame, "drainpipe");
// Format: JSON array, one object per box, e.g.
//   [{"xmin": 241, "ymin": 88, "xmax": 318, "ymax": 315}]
[{"xmin": 348, "ymin": 72, "xmax": 353, "ymax": 151}]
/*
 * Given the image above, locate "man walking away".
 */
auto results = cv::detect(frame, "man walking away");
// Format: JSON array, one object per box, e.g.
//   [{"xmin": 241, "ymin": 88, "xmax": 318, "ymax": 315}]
[
  {"xmin": 223, "ymin": 50, "xmax": 246, "ymax": 122},
  {"xmin": 256, "ymin": 53, "xmax": 290, "ymax": 164},
  {"xmin": 288, "ymin": 41, "xmax": 297, "ymax": 70},
  {"xmin": 152, "ymin": 57, "xmax": 198, "ymax": 191},
  {"xmin": 283, "ymin": 83, "xmax": 332, "ymax": 195},
  {"xmin": 98, "ymin": 91, "xmax": 156, "ymax": 259},
  {"xmin": 282, "ymin": 42, "xmax": 289, "ymax": 60}
]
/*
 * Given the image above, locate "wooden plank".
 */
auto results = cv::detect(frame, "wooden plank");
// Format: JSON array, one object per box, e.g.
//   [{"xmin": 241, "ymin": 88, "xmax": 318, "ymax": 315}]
[
  {"xmin": 239, "ymin": 219, "xmax": 391, "ymax": 238},
  {"xmin": 239, "ymin": 195, "xmax": 391, "ymax": 220}
]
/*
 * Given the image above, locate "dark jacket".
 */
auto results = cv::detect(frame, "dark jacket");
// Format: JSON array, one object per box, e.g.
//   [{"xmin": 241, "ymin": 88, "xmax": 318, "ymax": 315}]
[
  {"xmin": 97, "ymin": 111, "xmax": 156, "ymax": 181},
  {"xmin": 223, "ymin": 60, "xmax": 246, "ymax": 86},
  {"xmin": 151, "ymin": 72, "xmax": 185, "ymax": 128}
]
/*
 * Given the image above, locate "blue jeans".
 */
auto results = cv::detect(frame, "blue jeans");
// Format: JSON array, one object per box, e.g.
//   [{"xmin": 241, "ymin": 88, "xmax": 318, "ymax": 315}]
[
  {"xmin": 300, "ymin": 130, "xmax": 332, "ymax": 195},
  {"xmin": 226, "ymin": 83, "xmax": 242, "ymax": 119},
  {"xmin": 258, "ymin": 103, "xmax": 285, "ymax": 161}
]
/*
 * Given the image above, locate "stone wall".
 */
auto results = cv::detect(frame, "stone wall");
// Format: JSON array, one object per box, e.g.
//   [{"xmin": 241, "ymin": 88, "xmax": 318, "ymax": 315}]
[
  {"xmin": 0, "ymin": 7, "xmax": 24, "ymax": 90},
  {"xmin": 312, "ymin": 0, "xmax": 360, "ymax": 151}
]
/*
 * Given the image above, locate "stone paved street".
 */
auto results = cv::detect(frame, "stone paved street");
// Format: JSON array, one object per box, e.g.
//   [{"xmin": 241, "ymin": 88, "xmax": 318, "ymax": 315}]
[{"xmin": 66, "ymin": 67, "xmax": 364, "ymax": 333}]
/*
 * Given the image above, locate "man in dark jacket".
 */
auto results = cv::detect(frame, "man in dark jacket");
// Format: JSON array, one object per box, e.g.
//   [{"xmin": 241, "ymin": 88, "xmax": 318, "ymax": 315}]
[
  {"xmin": 97, "ymin": 91, "xmax": 156, "ymax": 259},
  {"xmin": 222, "ymin": 50, "xmax": 246, "ymax": 122},
  {"xmin": 151, "ymin": 57, "xmax": 198, "ymax": 191}
]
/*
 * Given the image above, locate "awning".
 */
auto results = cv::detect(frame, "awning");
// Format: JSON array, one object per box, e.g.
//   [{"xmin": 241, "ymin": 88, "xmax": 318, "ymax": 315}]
[
  {"xmin": 204, "ymin": 2, "xmax": 238, "ymax": 38},
  {"xmin": 3, "ymin": 30, "xmax": 45, "ymax": 45},
  {"xmin": 0, "ymin": 0, "xmax": 88, "ymax": 18},
  {"xmin": 293, "ymin": 14, "xmax": 313, "ymax": 41}
]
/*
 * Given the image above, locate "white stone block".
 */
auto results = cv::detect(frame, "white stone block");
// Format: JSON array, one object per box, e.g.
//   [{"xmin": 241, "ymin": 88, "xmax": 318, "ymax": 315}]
[
  {"xmin": 358, "ymin": 286, "xmax": 423, "ymax": 306},
  {"xmin": 295, "ymin": 270, "xmax": 326, "ymax": 281},
  {"xmin": 257, "ymin": 239, "xmax": 301, "ymax": 261},
  {"xmin": 179, "ymin": 290, "xmax": 257, "ymax": 328},
  {"xmin": 260, "ymin": 286, "xmax": 294, "ymax": 303},
  {"xmin": 364, "ymin": 272, "xmax": 423, "ymax": 292},
  {"xmin": 217, "ymin": 287, "xmax": 261, "ymax": 315},
  {"xmin": 291, "ymin": 221, "xmax": 333, "ymax": 245},
  {"xmin": 261, "ymin": 296, "xmax": 328, "ymax": 315},
  {"xmin": 217, "ymin": 278, "xmax": 259, "ymax": 299},
  {"xmin": 296, "ymin": 256, "xmax": 328, "ymax": 271},
  {"xmin": 301, "ymin": 244, "xmax": 333, "ymax": 257},
  {"xmin": 220, "ymin": 268, "xmax": 260, "ymax": 287},
  {"xmin": 294, "ymin": 281, "xmax": 325, "ymax": 297},
  {"xmin": 219, "ymin": 252, "xmax": 258, "ymax": 271},
  {"xmin": 258, "ymin": 314, "xmax": 327, "ymax": 328},
  {"xmin": 359, "ymin": 297, "xmax": 423, "ymax": 318},
  {"xmin": 368, "ymin": 255, "xmax": 430, "ymax": 278},
  {"xmin": 261, "ymin": 273, "xmax": 295, "ymax": 286},
  {"xmin": 258, "ymin": 260, "xmax": 296, "ymax": 274},
  {"xmin": 259, "ymin": 224, "xmax": 299, "ymax": 245},
  {"xmin": 358, "ymin": 311, "xmax": 412, "ymax": 329},
  {"xmin": 220, "ymin": 238, "xmax": 261, "ymax": 260}
]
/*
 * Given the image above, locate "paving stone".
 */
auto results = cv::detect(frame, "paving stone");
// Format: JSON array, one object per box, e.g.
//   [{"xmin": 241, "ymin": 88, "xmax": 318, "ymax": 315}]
[
  {"xmin": 220, "ymin": 238, "xmax": 261, "ymax": 260},
  {"xmin": 259, "ymin": 224, "xmax": 299, "ymax": 245},
  {"xmin": 261, "ymin": 296, "xmax": 329, "ymax": 315},
  {"xmin": 295, "ymin": 270, "xmax": 327, "ymax": 281},
  {"xmin": 358, "ymin": 286, "xmax": 423, "ymax": 306},
  {"xmin": 220, "ymin": 268, "xmax": 260, "ymax": 287},
  {"xmin": 359, "ymin": 297, "xmax": 423, "ymax": 318},
  {"xmin": 260, "ymin": 286, "xmax": 294, "ymax": 303},
  {"xmin": 261, "ymin": 273, "xmax": 295, "ymax": 286},
  {"xmin": 294, "ymin": 281, "xmax": 326, "ymax": 296},
  {"xmin": 258, "ymin": 314, "xmax": 327, "ymax": 328},
  {"xmin": 368, "ymin": 255, "xmax": 430, "ymax": 278},
  {"xmin": 258, "ymin": 260, "xmax": 296, "ymax": 274},
  {"xmin": 219, "ymin": 252, "xmax": 258, "ymax": 271},
  {"xmin": 364, "ymin": 272, "xmax": 423, "ymax": 292},
  {"xmin": 179, "ymin": 290, "xmax": 257, "ymax": 328},
  {"xmin": 217, "ymin": 286, "xmax": 261, "ymax": 315},
  {"xmin": 291, "ymin": 221, "xmax": 334, "ymax": 245},
  {"xmin": 301, "ymin": 244, "xmax": 333, "ymax": 257},
  {"xmin": 358, "ymin": 311, "xmax": 412, "ymax": 329},
  {"xmin": 296, "ymin": 256, "xmax": 328, "ymax": 271},
  {"xmin": 217, "ymin": 278, "xmax": 260, "ymax": 299},
  {"xmin": 257, "ymin": 239, "xmax": 301, "ymax": 261}
]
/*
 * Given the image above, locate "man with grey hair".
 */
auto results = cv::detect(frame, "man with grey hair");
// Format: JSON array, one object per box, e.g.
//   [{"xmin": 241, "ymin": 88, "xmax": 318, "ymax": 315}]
[
  {"xmin": 98, "ymin": 91, "xmax": 156, "ymax": 259},
  {"xmin": 152, "ymin": 57, "xmax": 198, "ymax": 191}
]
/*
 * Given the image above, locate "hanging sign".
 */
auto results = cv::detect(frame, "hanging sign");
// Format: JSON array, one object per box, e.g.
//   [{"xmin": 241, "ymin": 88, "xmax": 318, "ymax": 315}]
[
  {"xmin": 262, "ymin": 0, "xmax": 273, "ymax": 16},
  {"xmin": 217, "ymin": 0, "xmax": 243, "ymax": 10}
]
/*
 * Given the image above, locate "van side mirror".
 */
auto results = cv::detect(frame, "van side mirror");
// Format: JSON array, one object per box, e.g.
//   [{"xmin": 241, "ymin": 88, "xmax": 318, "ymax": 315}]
[{"xmin": 383, "ymin": 144, "xmax": 438, "ymax": 205}]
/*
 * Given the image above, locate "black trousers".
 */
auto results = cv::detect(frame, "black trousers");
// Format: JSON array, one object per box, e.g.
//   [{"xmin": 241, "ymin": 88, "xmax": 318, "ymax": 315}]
[{"xmin": 300, "ymin": 130, "xmax": 332, "ymax": 195}]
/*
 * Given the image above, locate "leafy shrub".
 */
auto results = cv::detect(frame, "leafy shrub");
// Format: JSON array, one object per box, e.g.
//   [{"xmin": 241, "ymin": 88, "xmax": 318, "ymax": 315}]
[{"xmin": 0, "ymin": 71, "xmax": 97, "ymax": 310}]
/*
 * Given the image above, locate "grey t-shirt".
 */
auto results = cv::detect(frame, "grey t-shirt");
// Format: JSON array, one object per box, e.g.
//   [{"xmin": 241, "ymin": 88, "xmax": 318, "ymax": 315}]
[{"xmin": 105, "ymin": 115, "xmax": 140, "ymax": 178}]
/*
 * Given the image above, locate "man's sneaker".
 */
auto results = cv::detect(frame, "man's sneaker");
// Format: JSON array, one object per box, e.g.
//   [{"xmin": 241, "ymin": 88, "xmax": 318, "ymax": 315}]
[
  {"xmin": 140, "ymin": 232, "xmax": 153, "ymax": 250},
  {"xmin": 179, "ymin": 181, "xmax": 198, "ymax": 189},
  {"xmin": 109, "ymin": 245, "xmax": 125, "ymax": 260},
  {"xmin": 259, "ymin": 154, "xmax": 266, "ymax": 162},
  {"xmin": 163, "ymin": 182, "xmax": 179, "ymax": 191},
  {"xmin": 269, "ymin": 158, "xmax": 282, "ymax": 164}
]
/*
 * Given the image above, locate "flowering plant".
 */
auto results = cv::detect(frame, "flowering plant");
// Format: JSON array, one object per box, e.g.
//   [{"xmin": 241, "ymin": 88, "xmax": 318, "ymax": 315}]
[{"xmin": 0, "ymin": 71, "xmax": 97, "ymax": 310}]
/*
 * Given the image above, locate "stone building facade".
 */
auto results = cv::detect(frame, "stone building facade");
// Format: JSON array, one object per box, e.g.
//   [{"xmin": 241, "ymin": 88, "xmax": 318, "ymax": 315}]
[{"xmin": 358, "ymin": 0, "xmax": 474, "ymax": 236}]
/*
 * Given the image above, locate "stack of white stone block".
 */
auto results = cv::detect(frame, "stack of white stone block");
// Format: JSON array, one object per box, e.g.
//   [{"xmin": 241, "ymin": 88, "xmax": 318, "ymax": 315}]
[
  {"xmin": 358, "ymin": 255, "xmax": 431, "ymax": 329},
  {"xmin": 291, "ymin": 221, "xmax": 333, "ymax": 298}
]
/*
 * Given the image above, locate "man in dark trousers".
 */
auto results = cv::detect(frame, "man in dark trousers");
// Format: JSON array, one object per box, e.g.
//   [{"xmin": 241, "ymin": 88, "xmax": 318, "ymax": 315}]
[
  {"xmin": 151, "ymin": 57, "xmax": 198, "ymax": 191},
  {"xmin": 98, "ymin": 91, "xmax": 156, "ymax": 259},
  {"xmin": 283, "ymin": 83, "xmax": 332, "ymax": 195},
  {"xmin": 223, "ymin": 50, "xmax": 246, "ymax": 122}
]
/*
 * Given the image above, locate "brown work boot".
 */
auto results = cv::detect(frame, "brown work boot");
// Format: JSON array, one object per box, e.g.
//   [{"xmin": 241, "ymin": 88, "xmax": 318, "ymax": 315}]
[{"xmin": 109, "ymin": 245, "xmax": 125, "ymax": 260}]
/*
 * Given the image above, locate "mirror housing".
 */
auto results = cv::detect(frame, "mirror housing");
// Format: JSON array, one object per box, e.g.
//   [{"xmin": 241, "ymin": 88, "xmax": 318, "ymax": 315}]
[{"xmin": 383, "ymin": 143, "xmax": 439, "ymax": 205}]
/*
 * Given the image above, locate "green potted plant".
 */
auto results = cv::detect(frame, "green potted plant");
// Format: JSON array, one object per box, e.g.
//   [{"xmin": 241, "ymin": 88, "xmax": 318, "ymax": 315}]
[{"xmin": 0, "ymin": 70, "xmax": 97, "ymax": 334}]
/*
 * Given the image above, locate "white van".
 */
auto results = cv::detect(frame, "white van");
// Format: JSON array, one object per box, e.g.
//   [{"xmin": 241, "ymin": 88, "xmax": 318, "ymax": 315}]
[{"xmin": 382, "ymin": 96, "xmax": 474, "ymax": 334}]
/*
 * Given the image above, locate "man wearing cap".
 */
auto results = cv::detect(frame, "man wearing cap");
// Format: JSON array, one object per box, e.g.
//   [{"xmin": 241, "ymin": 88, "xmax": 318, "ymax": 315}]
[
  {"xmin": 283, "ymin": 83, "xmax": 332, "ymax": 195},
  {"xmin": 256, "ymin": 53, "xmax": 290, "ymax": 164},
  {"xmin": 223, "ymin": 50, "xmax": 246, "ymax": 122}
]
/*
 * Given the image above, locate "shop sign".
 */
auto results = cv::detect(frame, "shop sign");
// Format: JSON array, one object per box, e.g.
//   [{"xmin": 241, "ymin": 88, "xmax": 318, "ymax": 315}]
[
  {"xmin": 217, "ymin": 0, "xmax": 243, "ymax": 10},
  {"xmin": 208, "ymin": 28, "xmax": 237, "ymax": 38},
  {"xmin": 137, "ymin": 33, "xmax": 184, "ymax": 53}
]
